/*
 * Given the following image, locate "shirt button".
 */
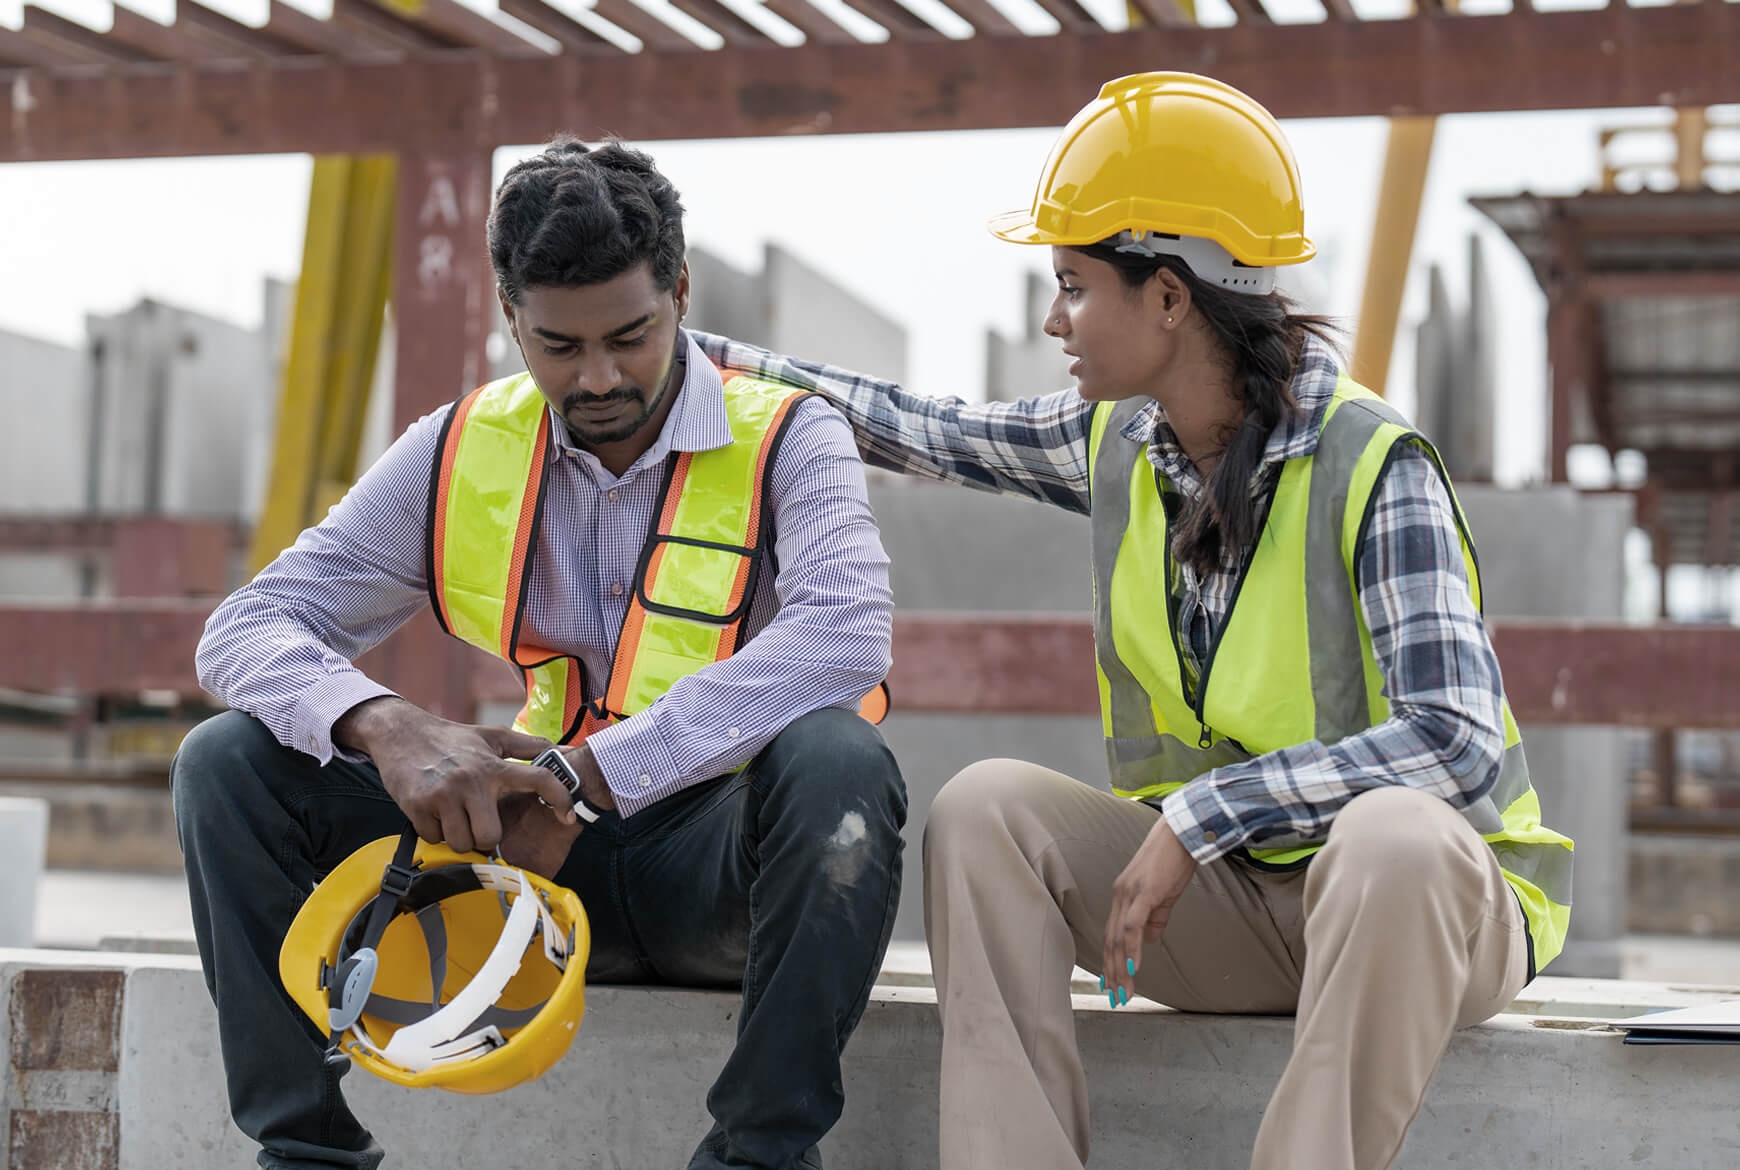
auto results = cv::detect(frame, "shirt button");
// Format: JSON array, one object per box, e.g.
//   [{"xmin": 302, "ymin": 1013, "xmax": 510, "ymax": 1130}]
[
  {"xmin": 610, "ymin": 583, "xmax": 624, "ymax": 597},
  {"xmin": 727, "ymin": 727, "xmax": 740, "ymax": 739},
  {"xmin": 639, "ymin": 774, "xmax": 652, "ymax": 789},
  {"xmin": 1202, "ymin": 830, "xmax": 1219, "ymax": 844},
  {"xmin": 608, "ymin": 489, "xmax": 619, "ymax": 503}
]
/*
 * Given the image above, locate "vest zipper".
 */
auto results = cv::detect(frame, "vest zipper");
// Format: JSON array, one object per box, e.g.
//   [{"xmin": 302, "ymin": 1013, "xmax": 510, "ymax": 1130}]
[{"xmin": 1157, "ymin": 476, "xmax": 1212, "ymax": 748}]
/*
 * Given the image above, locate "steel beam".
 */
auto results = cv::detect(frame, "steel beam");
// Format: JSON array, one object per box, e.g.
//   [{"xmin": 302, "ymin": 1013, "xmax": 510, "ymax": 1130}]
[
  {"xmin": 359, "ymin": 147, "xmax": 497, "ymax": 722},
  {"xmin": 8, "ymin": 608, "xmax": 1740, "ymax": 732},
  {"xmin": 7, "ymin": 6, "xmax": 1740, "ymax": 161}
]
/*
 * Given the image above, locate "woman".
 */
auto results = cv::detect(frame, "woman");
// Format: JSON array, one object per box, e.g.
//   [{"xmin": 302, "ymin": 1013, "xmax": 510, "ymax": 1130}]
[{"xmin": 697, "ymin": 72, "xmax": 1572, "ymax": 1170}]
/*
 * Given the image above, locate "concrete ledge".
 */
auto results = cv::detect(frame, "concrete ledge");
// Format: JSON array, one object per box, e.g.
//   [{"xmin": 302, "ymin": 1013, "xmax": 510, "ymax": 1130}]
[{"xmin": 2, "ymin": 950, "xmax": 1739, "ymax": 1169}]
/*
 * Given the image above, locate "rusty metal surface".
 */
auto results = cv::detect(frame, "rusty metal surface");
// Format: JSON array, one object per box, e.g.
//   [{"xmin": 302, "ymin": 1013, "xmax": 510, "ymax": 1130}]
[
  {"xmin": 9, "ymin": 968, "xmax": 124, "ymax": 1071},
  {"xmin": 6, "ymin": 7, "xmax": 1740, "ymax": 161},
  {"xmin": 6, "ymin": 607, "xmax": 1740, "ymax": 731}
]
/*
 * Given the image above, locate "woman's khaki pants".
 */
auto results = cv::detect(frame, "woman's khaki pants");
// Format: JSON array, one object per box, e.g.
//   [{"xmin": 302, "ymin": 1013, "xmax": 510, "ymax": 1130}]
[{"xmin": 923, "ymin": 760, "xmax": 1530, "ymax": 1170}]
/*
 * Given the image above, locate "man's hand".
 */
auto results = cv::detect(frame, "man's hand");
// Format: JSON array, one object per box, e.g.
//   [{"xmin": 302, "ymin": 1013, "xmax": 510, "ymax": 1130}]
[
  {"xmin": 496, "ymin": 793, "xmax": 584, "ymax": 879},
  {"xmin": 334, "ymin": 696, "xmax": 575, "ymax": 854},
  {"xmin": 1102, "ymin": 817, "xmax": 1198, "ymax": 1007}
]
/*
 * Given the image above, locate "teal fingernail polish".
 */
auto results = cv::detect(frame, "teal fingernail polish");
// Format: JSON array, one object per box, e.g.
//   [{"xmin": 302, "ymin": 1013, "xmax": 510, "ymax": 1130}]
[
  {"xmin": 1098, "ymin": 975, "xmax": 1105, "ymax": 991},
  {"xmin": 1126, "ymin": 958, "xmax": 1136, "ymax": 977},
  {"xmin": 1107, "ymin": 989, "xmax": 1116, "ymax": 1008},
  {"xmin": 1119, "ymin": 987, "xmax": 1129, "ymax": 1006}
]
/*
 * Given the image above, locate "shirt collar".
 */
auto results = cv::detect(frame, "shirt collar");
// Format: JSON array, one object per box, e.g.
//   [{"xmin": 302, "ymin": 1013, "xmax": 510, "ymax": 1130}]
[
  {"xmin": 543, "ymin": 330, "xmax": 734, "ymax": 466},
  {"xmin": 1118, "ymin": 332, "xmax": 1343, "ymax": 468}
]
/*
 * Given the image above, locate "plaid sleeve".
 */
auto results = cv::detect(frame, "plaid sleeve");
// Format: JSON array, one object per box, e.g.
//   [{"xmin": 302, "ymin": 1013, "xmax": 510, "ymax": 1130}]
[
  {"xmin": 1158, "ymin": 443, "xmax": 1507, "ymax": 862},
  {"xmin": 690, "ymin": 330, "xmax": 1095, "ymax": 515}
]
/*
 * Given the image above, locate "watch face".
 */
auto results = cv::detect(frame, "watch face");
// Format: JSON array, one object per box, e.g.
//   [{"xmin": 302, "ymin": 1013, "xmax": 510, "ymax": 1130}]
[{"xmin": 531, "ymin": 748, "xmax": 581, "ymax": 800}]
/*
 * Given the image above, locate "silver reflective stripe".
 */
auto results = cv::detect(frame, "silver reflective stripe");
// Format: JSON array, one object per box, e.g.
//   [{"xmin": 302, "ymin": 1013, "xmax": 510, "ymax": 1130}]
[
  {"xmin": 1107, "ymin": 733, "xmax": 1254, "ymax": 793},
  {"xmin": 1305, "ymin": 394, "xmax": 1404, "ymax": 745},
  {"xmin": 1456, "ymin": 741, "xmax": 1531, "ymax": 835},
  {"xmin": 1091, "ymin": 399, "xmax": 1164, "ymax": 746},
  {"xmin": 1490, "ymin": 837, "xmax": 1575, "ymax": 906}
]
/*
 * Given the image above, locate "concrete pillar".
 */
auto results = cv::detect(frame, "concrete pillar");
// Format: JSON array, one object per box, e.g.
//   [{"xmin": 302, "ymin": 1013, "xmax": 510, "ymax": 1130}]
[{"xmin": 0, "ymin": 799, "xmax": 47, "ymax": 948}]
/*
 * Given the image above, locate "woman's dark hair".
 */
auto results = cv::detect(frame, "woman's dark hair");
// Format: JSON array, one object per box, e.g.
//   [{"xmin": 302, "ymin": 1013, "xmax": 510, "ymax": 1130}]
[
  {"xmin": 488, "ymin": 136, "xmax": 686, "ymax": 305},
  {"xmin": 1078, "ymin": 242, "xmax": 1338, "ymax": 577}
]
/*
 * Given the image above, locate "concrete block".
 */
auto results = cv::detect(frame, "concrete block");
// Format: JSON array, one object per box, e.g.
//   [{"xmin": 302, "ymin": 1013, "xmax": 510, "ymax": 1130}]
[
  {"xmin": 0, "ymin": 801, "xmax": 46, "ymax": 950},
  {"xmin": 1629, "ymin": 835, "xmax": 1740, "ymax": 936},
  {"xmin": 9, "ymin": 969, "xmax": 123, "ymax": 1072},
  {"xmin": 9, "ymin": 1108, "xmax": 117, "ymax": 1170}
]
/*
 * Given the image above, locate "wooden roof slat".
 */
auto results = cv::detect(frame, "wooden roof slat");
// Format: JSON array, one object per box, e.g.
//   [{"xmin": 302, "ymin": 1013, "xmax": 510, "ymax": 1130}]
[
  {"xmin": 498, "ymin": 0, "xmax": 625, "ymax": 54},
  {"xmin": 932, "ymin": 0, "xmax": 1024, "ymax": 36},
  {"xmin": 1223, "ymin": 0, "xmax": 1274, "ymax": 24},
  {"xmin": 363, "ymin": 0, "xmax": 549, "ymax": 56},
  {"xmin": 664, "ymin": 0, "xmax": 779, "ymax": 46},
  {"xmin": 0, "ymin": 26, "xmax": 92, "ymax": 68},
  {"xmin": 20, "ymin": 7, "xmax": 156, "ymax": 64},
  {"xmin": 761, "ymin": 0, "xmax": 863, "ymax": 43},
  {"xmin": 265, "ymin": 0, "xmax": 399, "ymax": 60},
  {"xmin": 1320, "ymin": 0, "xmax": 1357, "ymax": 20},
  {"xmin": 846, "ymin": 0, "xmax": 947, "ymax": 39},
  {"xmin": 329, "ymin": 0, "xmax": 456, "ymax": 54},
  {"xmin": 590, "ymin": 0, "xmax": 705, "ymax": 52},
  {"xmin": 1125, "ymin": 0, "xmax": 1192, "ymax": 29},
  {"xmin": 108, "ymin": 7, "xmax": 232, "ymax": 63},
  {"xmin": 1026, "ymin": 0, "xmax": 1110, "ymax": 34},
  {"xmin": 175, "ymin": 0, "xmax": 304, "ymax": 59}
]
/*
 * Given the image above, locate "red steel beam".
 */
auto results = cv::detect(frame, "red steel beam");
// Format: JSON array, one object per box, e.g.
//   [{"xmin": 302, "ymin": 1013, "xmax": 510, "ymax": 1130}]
[
  {"xmin": 1584, "ymin": 271, "xmax": 1740, "ymax": 299},
  {"xmin": 8, "ymin": 609, "xmax": 1740, "ymax": 731},
  {"xmin": 10, "ymin": 6, "xmax": 1740, "ymax": 161}
]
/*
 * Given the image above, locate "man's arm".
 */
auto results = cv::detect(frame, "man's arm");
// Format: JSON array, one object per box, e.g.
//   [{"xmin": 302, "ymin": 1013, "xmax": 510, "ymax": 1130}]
[
  {"xmin": 197, "ymin": 407, "xmax": 571, "ymax": 850},
  {"xmin": 577, "ymin": 397, "xmax": 894, "ymax": 817},
  {"xmin": 1155, "ymin": 445, "xmax": 1508, "ymax": 863},
  {"xmin": 692, "ymin": 330, "xmax": 1097, "ymax": 516}
]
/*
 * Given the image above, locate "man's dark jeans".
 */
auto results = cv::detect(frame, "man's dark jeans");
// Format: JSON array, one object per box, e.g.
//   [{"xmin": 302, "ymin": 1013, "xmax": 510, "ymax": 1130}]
[{"xmin": 172, "ymin": 706, "xmax": 907, "ymax": 1170}]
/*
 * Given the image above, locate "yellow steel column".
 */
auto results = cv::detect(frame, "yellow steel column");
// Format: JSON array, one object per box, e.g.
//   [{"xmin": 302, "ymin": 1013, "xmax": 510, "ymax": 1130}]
[
  {"xmin": 249, "ymin": 155, "xmax": 397, "ymax": 574},
  {"xmin": 1349, "ymin": 117, "xmax": 1437, "ymax": 395}
]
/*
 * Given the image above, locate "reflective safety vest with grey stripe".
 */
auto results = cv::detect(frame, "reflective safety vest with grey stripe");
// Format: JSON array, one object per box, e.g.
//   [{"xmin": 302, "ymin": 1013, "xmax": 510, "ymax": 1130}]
[{"xmin": 1087, "ymin": 376, "xmax": 1573, "ymax": 974}]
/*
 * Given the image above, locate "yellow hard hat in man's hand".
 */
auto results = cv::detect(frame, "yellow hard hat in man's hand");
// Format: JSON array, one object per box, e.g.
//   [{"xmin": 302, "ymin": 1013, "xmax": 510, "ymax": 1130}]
[{"xmin": 280, "ymin": 827, "xmax": 590, "ymax": 1094}]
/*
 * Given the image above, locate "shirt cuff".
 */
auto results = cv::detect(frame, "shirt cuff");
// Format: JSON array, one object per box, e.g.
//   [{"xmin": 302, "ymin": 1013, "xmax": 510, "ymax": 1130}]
[
  {"xmin": 1158, "ymin": 781, "xmax": 1242, "ymax": 865},
  {"xmin": 291, "ymin": 673, "xmax": 399, "ymax": 765},
  {"xmin": 586, "ymin": 708, "xmax": 686, "ymax": 818}
]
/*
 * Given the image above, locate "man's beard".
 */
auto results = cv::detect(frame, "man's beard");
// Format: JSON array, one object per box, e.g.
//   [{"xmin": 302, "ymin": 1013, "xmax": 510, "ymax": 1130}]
[{"xmin": 561, "ymin": 385, "xmax": 658, "ymax": 446}]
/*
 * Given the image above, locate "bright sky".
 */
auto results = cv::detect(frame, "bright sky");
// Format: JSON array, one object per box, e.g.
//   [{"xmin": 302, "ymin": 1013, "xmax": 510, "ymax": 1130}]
[{"xmin": 0, "ymin": 0, "xmax": 1725, "ymax": 507}]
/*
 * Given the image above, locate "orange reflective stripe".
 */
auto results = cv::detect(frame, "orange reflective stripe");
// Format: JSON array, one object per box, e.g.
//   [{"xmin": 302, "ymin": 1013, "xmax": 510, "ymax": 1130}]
[
  {"xmin": 430, "ymin": 387, "xmax": 482, "ymax": 629},
  {"xmin": 499, "ymin": 413, "xmax": 550, "ymax": 660}
]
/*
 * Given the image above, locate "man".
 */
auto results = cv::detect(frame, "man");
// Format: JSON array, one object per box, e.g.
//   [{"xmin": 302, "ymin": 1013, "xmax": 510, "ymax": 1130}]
[{"xmin": 173, "ymin": 137, "xmax": 906, "ymax": 1170}]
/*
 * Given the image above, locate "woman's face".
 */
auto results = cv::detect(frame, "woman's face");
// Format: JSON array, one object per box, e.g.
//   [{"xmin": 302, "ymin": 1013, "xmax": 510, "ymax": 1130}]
[{"xmin": 1044, "ymin": 247, "xmax": 1179, "ymax": 402}]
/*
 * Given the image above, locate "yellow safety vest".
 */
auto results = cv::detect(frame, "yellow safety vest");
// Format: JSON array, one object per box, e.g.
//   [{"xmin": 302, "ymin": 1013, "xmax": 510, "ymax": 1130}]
[
  {"xmin": 426, "ymin": 368, "xmax": 864, "ymax": 746},
  {"xmin": 1087, "ymin": 376, "xmax": 1574, "ymax": 974}
]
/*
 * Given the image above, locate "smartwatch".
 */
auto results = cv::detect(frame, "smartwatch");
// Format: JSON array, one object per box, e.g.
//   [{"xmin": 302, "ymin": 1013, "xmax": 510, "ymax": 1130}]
[{"xmin": 530, "ymin": 748, "xmax": 609, "ymax": 825}]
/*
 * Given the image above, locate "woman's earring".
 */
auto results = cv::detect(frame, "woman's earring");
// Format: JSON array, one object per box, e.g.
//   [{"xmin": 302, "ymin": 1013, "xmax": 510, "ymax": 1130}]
[{"xmin": 1166, "ymin": 316, "xmax": 1174, "ymax": 326}]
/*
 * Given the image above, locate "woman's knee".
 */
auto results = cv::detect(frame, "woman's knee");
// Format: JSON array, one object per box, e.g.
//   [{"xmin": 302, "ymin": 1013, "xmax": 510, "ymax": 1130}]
[
  {"xmin": 925, "ymin": 759, "xmax": 1066, "ymax": 853},
  {"xmin": 1318, "ymin": 786, "xmax": 1483, "ymax": 891}
]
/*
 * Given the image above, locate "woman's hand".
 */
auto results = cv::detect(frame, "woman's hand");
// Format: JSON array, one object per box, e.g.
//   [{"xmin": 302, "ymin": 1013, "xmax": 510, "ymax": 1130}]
[{"xmin": 1102, "ymin": 817, "xmax": 1197, "ymax": 1007}]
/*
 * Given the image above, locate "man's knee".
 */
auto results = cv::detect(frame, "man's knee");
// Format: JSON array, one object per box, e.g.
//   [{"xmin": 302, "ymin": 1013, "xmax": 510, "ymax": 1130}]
[
  {"xmin": 759, "ymin": 706, "xmax": 907, "ymax": 825},
  {"xmin": 171, "ymin": 710, "xmax": 283, "ymax": 824}
]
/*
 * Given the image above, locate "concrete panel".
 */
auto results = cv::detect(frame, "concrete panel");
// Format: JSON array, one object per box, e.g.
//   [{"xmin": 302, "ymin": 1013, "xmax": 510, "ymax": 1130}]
[
  {"xmin": 87, "ymin": 301, "xmax": 268, "ymax": 518},
  {"xmin": 0, "ymin": 802, "xmax": 46, "ymax": 949},
  {"xmin": 687, "ymin": 246, "xmax": 767, "ymax": 350},
  {"xmin": 765, "ymin": 246, "xmax": 905, "ymax": 385},
  {"xmin": 985, "ymin": 271, "xmax": 1072, "ymax": 404},
  {"xmin": 1457, "ymin": 486, "xmax": 1634, "ymax": 976},
  {"xmin": 24, "ymin": 956, "xmax": 1725, "ymax": 1170},
  {"xmin": 0, "ymin": 329, "xmax": 87, "ymax": 512}
]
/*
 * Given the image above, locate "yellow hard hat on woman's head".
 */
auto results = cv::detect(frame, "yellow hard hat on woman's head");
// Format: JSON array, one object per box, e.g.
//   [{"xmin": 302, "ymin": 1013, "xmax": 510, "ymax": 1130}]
[{"xmin": 990, "ymin": 72, "xmax": 1314, "ymax": 294}]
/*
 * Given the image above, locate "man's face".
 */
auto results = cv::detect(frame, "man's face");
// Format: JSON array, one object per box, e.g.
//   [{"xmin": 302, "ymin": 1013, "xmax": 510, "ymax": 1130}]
[{"xmin": 502, "ymin": 262, "xmax": 691, "ymax": 450}]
